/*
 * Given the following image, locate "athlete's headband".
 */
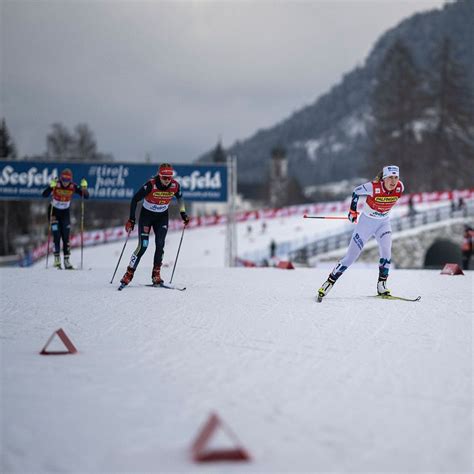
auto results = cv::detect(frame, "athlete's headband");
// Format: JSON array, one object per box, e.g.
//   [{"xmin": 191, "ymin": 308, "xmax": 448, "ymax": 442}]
[{"xmin": 382, "ymin": 165, "xmax": 399, "ymax": 178}]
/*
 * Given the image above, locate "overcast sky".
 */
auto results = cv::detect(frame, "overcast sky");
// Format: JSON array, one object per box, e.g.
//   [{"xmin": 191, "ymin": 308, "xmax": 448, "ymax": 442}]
[{"xmin": 2, "ymin": 0, "xmax": 446, "ymax": 164}]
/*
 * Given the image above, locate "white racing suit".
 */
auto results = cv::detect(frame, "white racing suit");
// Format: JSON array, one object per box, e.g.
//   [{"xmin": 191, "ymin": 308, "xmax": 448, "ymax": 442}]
[{"xmin": 329, "ymin": 179, "xmax": 404, "ymax": 282}]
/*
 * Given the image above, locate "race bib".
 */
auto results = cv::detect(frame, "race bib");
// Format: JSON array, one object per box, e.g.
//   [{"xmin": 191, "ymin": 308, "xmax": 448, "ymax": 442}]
[
  {"xmin": 52, "ymin": 199, "xmax": 71, "ymax": 210},
  {"xmin": 143, "ymin": 200, "xmax": 169, "ymax": 213}
]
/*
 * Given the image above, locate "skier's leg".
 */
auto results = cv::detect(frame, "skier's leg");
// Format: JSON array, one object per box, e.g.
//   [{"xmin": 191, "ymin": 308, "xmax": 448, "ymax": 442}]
[
  {"xmin": 151, "ymin": 214, "xmax": 168, "ymax": 284},
  {"xmin": 374, "ymin": 220, "xmax": 392, "ymax": 294},
  {"xmin": 129, "ymin": 223, "xmax": 150, "ymax": 269},
  {"xmin": 61, "ymin": 212, "xmax": 73, "ymax": 268},
  {"xmin": 50, "ymin": 210, "xmax": 63, "ymax": 268},
  {"xmin": 120, "ymin": 218, "xmax": 151, "ymax": 285},
  {"xmin": 332, "ymin": 216, "xmax": 376, "ymax": 278},
  {"xmin": 318, "ymin": 215, "xmax": 376, "ymax": 299}
]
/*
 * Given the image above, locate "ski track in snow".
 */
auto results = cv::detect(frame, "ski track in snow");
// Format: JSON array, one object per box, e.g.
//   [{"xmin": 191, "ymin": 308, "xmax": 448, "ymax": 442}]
[{"xmin": 1, "ymin": 229, "xmax": 473, "ymax": 473}]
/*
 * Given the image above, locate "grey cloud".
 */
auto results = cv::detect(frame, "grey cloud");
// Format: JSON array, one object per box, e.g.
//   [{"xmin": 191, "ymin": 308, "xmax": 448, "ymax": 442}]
[{"xmin": 2, "ymin": 0, "xmax": 445, "ymax": 163}]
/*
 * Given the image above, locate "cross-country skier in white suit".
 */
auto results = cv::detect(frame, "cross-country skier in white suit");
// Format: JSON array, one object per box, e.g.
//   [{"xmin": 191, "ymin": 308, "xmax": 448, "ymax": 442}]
[{"xmin": 317, "ymin": 165, "xmax": 404, "ymax": 301}]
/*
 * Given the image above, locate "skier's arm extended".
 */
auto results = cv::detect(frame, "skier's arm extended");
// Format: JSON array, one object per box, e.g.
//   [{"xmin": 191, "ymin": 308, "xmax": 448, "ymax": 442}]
[
  {"xmin": 42, "ymin": 186, "xmax": 53, "ymax": 198},
  {"xmin": 42, "ymin": 177, "xmax": 58, "ymax": 197},
  {"xmin": 174, "ymin": 185, "xmax": 189, "ymax": 224},
  {"xmin": 129, "ymin": 182, "xmax": 152, "ymax": 220},
  {"xmin": 350, "ymin": 182, "xmax": 373, "ymax": 212},
  {"xmin": 74, "ymin": 183, "xmax": 89, "ymax": 199}
]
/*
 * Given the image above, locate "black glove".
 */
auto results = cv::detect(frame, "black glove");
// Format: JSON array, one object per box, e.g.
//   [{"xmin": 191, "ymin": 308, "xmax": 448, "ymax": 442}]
[
  {"xmin": 125, "ymin": 218, "xmax": 135, "ymax": 232},
  {"xmin": 180, "ymin": 211, "xmax": 190, "ymax": 225}
]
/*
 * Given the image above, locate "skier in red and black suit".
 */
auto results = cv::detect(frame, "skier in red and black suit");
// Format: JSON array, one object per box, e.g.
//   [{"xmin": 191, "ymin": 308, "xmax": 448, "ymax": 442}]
[
  {"xmin": 42, "ymin": 168, "xmax": 89, "ymax": 269},
  {"xmin": 120, "ymin": 163, "xmax": 190, "ymax": 287}
]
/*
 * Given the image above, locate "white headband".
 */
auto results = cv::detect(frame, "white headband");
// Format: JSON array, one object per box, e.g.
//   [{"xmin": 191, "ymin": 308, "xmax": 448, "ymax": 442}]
[{"xmin": 382, "ymin": 165, "xmax": 399, "ymax": 178}]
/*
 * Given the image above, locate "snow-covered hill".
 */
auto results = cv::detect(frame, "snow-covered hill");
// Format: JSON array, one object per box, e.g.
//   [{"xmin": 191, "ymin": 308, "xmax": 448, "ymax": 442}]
[{"xmin": 1, "ymin": 221, "xmax": 472, "ymax": 473}]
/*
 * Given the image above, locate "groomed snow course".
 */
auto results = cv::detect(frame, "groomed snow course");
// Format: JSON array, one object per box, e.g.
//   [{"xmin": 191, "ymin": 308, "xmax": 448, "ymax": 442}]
[{"xmin": 1, "ymin": 220, "xmax": 472, "ymax": 473}]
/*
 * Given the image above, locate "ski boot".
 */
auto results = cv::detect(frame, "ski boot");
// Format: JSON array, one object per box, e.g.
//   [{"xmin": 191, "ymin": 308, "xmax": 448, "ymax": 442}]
[
  {"xmin": 53, "ymin": 254, "xmax": 62, "ymax": 269},
  {"xmin": 64, "ymin": 256, "xmax": 74, "ymax": 270},
  {"xmin": 377, "ymin": 278, "xmax": 391, "ymax": 296},
  {"xmin": 118, "ymin": 266, "xmax": 135, "ymax": 290},
  {"xmin": 151, "ymin": 264, "xmax": 163, "ymax": 286},
  {"xmin": 317, "ymin": 276, "xmax": 336, "ymax": 302}
]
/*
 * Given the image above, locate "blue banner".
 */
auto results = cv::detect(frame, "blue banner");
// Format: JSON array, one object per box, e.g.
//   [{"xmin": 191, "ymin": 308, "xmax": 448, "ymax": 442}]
[{"xmin": 0, "ymin": 160, "xmax": 228, "ymax": 202}]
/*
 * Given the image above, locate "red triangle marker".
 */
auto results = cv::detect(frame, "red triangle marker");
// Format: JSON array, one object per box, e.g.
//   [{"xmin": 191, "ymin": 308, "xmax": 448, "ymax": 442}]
[
  {"xmin": 276, "ymin": 260, "xmax": 295, "ymax": 270},
  {"xmin": 40, "ymin": 328, "xmax": 78, "ymax": 355},
  {"xmin": 440, "ymin": 263, "xmax": 464, "ymax": 275},
  {"xmin": 191, "ymin": 412, "xmax": 251, "ymax": 462}
]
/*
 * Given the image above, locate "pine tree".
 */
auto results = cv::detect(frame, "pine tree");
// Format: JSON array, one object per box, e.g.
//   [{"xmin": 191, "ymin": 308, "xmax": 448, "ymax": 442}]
[
  {"xmin": 368, "ymin": 40, "xmax": 426, "ymax": 187},
  {"xmin": 0, "ymin": 118, "xmax": 18, "ymax": 159},
  {"xmin": 212, "ymin": 140, "xmax": 226, "ymax": 163},
  {"xmin": 425, "ymin": 37, "xmax": 474, "ymax": 188},
  {"xmin": 0, "ymin": 119, "xmax": 27, "ymax": 256}
]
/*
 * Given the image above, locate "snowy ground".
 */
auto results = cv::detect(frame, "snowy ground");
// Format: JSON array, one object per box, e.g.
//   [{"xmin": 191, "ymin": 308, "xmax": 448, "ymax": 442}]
[{"xmin": 1, "ymin": 218, "xmax": 473, "ymax": 473}]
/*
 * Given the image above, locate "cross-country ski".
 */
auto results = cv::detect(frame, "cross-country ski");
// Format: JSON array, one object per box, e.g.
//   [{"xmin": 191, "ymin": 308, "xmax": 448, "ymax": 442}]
[
  {"xmin": 145, "ymin": 283, "xmax": 186, "ymax": 291},
  {"xmin": 372, "ymin": 294, "xmax": 421, "ymax": 302}
]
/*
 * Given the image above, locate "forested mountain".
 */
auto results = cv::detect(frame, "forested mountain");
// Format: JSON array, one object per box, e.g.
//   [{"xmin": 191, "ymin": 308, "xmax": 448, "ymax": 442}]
[{"xmin": 197, "ymin": 0, "xmax": 474, "ymax": 197}]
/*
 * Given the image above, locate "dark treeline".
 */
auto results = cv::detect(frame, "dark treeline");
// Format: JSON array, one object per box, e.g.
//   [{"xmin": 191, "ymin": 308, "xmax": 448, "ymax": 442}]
[
  {"xmin": 198, "ymin": 1, "xmax": 474, "ymax": 198},
  {"xmin": 368, "ymin": 37, "xmax": 474, "ymax": 191}
]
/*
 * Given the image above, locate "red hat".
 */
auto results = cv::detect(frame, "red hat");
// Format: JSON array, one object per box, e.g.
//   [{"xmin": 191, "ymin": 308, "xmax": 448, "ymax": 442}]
[
  {"xmin": 158, "ymin": 163, "xmax": 174, "ymax": 178},
  {"xmin": 60, "ymin": 168, "xmax": 73, "ymax": 181}
]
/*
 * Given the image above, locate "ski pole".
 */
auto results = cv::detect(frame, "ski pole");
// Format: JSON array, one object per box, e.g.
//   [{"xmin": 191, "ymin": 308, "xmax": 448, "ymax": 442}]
[
  {"xmin": 110, "ymin": 230, "xmax": 131, "ymax": 284},
  {"xmin": 80, "ymin": 192, "xmax": 85, "ymax": 270},
  {"xmin": 303, "ymin": 214, "xmax": 348, "ymax": 220},
  {"xmin": 45, "ymin": 204, "xmax": 54, "ymax": 269},
  {"xmin": 169, "ymin": 225, "xmax": 186, "ymax": 284}
]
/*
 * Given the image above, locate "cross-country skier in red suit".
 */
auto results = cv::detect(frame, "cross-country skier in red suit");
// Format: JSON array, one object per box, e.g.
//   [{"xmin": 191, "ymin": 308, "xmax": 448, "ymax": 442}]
[
  {"xmin": 317, "ymin": 165, "xmax": 404, "ymax": 301},
  {"xmin": 42, "ymin": 168, "xmax": 89, "ymax": 269},
  {"xmin": 120, "ymin": 163, "xmax": 190, "ymax": 288}
]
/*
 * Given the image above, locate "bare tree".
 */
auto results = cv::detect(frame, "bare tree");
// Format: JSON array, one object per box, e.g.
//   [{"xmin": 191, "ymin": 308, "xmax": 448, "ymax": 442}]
[
  {"xmin": 46, "ymin": 123, "xmax": 74, "ymax": 161},
  {"xmin": 74, "ymin": 123, "xmax": 98, "ymax": 161}
]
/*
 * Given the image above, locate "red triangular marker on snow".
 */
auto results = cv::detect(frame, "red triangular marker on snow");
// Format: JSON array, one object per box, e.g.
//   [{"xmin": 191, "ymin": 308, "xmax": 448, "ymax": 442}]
[
  {"xmin": 40, "ymin": 328, "xmax": 78, "ymax": 355},
  {"xmin": 440, "ymin": 263, "xmax": 464, "ymax": 275},
  {"xmin": 191, "ymin": 412, "xmax": 251, "ymax": 462}
]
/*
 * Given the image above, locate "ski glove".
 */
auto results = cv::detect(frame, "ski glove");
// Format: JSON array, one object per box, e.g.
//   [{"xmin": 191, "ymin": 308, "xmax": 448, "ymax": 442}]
[
  {"xmin": 80, "ymin": 178, "xmax": 88, "ymax": 188},
  {"xmin": 125, "ymin": 218, "xmax": 135, "ymax": 232},
  {"xmin": 50, "ymin": 178, "xmax": 58, "ymax": 188},
  {"xmin": 180, "ymin": 211, "xmax": 190, "ymax": 225},
  {"xmin": 348, "ymin": 210, "xmax": 359, "ymax": 223}
]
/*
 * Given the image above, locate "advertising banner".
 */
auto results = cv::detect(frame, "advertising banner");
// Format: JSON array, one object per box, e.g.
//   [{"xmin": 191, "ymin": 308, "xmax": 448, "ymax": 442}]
[{"xmin": 0, "ymin": 160, "xmax": 227, "ymax": 202}]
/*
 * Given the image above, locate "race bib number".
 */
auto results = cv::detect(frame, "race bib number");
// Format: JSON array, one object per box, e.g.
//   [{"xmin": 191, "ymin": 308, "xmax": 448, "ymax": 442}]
[
  {"xmin": 52, "ymin": 199, "xmax": 71, "ymax": 210},
  {"xmin": 143, "ymin": 201, "xmax": 169, "ymax": 213}
]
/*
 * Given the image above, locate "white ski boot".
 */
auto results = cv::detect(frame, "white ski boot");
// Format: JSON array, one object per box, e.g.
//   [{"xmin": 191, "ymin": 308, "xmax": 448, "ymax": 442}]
[
  {"xmin": 53, "ymin": 254, "xmax": 62, "ymax": 269},
  {"xmin": 317, "ymin": 277, "xmax": 335, "ymax": 302},
  {"xmin": 64, "ymin": 257, "xmax": 74, "ymax": 270},
  {"xmin": 377, "ymin": 279, "xmax": 390, "ymax": 296}
]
